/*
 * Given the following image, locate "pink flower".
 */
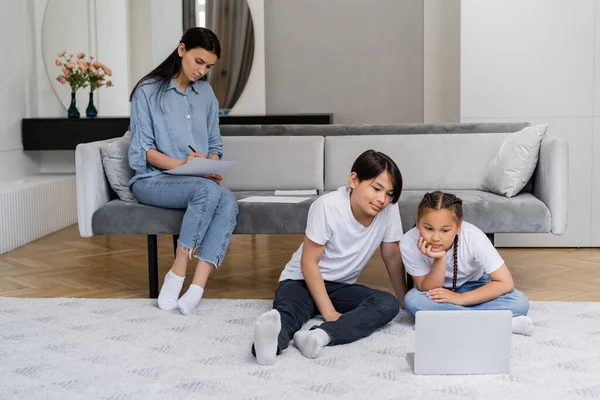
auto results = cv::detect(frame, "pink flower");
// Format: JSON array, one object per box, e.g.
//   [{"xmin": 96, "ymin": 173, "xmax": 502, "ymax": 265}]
[
  {"xmin": 63, "ymin": 68, "xmax": 70, "ymax": 76},
  {"xmin": 106, "ymin": 80, "xmax": 113, "ymax": 87},
  {"xmin": 77, "ymin": 59, "xmax": 87, "ymax": 73},
  {"xmin": 96, "ymin": 79, "xmax": 102, "ymax": 85},
  {"xmin": 55, "ymin": 60, "xmax": 61, "ymax": 66},
  {"xmin": 65, "ymin": 61, "xmax": 75, "ymax": 69},
  {"xmin": 92, "ymin": 62, "xmax": 101, "ymax": 68},
  {"xmin": 77, "ymin": 52, "xmax": 85, "ymax": 59},
  {"xmin": 89, "ymin": 66, "xmax": 98, "ymax": 75},
  {"xmin": 57, "ymin": 50, "xmax": 66, "ymax": 57},
  {"xmin": 59, "ymin": 78, "xmax": 66, "ymax": 84},
  {"xmin": 104, "ymin": 68, "xmax": 113, "ymax": 77}
]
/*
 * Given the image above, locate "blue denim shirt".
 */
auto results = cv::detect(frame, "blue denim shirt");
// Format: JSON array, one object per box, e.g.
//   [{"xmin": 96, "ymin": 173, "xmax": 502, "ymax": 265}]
[{"xmin": 128, "ymin": 78, "xmax": 223, "ymax": 186}]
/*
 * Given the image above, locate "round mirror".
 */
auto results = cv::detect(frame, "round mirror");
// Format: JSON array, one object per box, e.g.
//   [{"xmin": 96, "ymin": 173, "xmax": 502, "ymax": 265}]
[
  {"xmin": 202, "ymin": 0, "xmax": 255, "ymax": 114},
  {"xmin": 41, "ymin": 0, "xmax": 92, "ymax": 111}
]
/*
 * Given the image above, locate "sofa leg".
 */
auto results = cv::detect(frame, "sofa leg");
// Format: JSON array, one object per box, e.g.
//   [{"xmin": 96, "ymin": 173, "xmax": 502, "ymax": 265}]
[
  {"xmin": 147, "ymin": 235, "xmax": 159, "ymax": 299},
  {"xmin": 172, "ymin": 234, "xmax": 179, "ymax": 257},
  {"xmin": 486, "ymin": 233, "xmax": 495, "ymax": 245}
]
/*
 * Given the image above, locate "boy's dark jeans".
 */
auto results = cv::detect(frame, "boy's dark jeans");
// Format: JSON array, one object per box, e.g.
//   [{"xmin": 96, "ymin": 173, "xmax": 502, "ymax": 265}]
[{"xmin": 253, "ymin": 279, "xmax": 400, "ymax": 355}]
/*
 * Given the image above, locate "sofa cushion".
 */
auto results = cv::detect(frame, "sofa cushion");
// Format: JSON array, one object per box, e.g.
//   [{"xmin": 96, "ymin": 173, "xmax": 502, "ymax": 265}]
[
  {"xmin": 92, "ymin": 188, "xmax": 551, "ymax": 238},
  {"xmin": 100, "ymin": 131, "xmax": 137, "ymax": 203},
  {"xmin": 91, "ymin": 191, "xmax": 320, "ymax": 236},
  {"xmin": 481, "ymin": 124, "xmax": 548, "ymax": 198},
  {"xmin": 324, "ymin": 134, "xmax": 511, "ymax": 191},
  {"xmin": 398, "ymin": 190, "xmax": 551, "ymax": 234},
  {"xmin": 221, "ymin": 136, "xmax": 324, "ymax": 191}
]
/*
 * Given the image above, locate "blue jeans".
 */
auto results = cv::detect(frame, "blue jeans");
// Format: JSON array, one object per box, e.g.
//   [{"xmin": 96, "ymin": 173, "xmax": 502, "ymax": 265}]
[
  {"xmin": 252, "ymin": 279, "xmax": 400, "ymax": 356},
  {"xmin": 131, "ymin": 174, "xmax": 239, "ymax": 266},
  {"xmin": 404, "ymin": 274, "xmax": 529, "ymax": 317}
]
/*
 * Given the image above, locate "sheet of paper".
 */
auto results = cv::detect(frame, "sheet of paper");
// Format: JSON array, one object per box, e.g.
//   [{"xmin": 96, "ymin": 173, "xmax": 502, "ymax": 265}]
[
  {"xmin": 237, "ymin": 196, "xmax": 311, "ymax": 204},
  {"xmin": 274, "ymin": 190, "xmax": 318, "ymax": 196},
  {"xmin": 165, "ymin": 158, "xmax": 237, "ymax": 176}
]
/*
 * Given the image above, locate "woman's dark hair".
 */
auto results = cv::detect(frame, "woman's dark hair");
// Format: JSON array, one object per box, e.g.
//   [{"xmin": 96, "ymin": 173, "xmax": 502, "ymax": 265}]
[
  {"xmin": 351, "ymin": 150, "xmax": 403, "ymax": 203},
  {"xmin": 129, "ymin": 27, "xmax": 221, "ymax": 101},
  {"xmin": 417, "ymin": 191, "xmax": 463, "ymax": 291}
]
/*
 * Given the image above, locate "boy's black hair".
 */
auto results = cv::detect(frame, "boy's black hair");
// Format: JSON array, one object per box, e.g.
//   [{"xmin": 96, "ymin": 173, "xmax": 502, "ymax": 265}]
[{"xmin": 351, "ymin": 150, "xmax": 403, "ymax": 203}]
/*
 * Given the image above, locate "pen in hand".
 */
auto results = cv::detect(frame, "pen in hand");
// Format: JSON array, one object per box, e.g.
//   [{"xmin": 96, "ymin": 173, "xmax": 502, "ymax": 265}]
[{"xmin": 188, "ymin": 145, "xmax": 197, "ymax": 153}]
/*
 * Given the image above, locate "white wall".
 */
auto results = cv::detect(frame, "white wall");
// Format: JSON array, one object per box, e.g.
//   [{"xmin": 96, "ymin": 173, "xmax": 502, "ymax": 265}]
[
  {"xmin": 423, "ymin": 0, "xmax": 460, "ymax": 123},
  {"xmin": 129, "ymin": 0, "xmax": 182, "ymax": 90},
  {"xmin": 129, "ymin": 0, "xmax": 153, "ymax": 90},
  {"xmin": 264, "ymin": 0, "xmax": 424, "ymax": 124},
  {"xmin": 461, "ymin": 0, "xmax": 596, "ymax": 247},
  {"xmin": 150, "ymin": 0, "xmax": 183, "ymax": 69},
  {"xmin": 95, "ymin": 0, "xmax": 131, "ymax": 116},
  {"xmin": 0, "ymin": 0, "xmax": 42, "ymax": 183}
]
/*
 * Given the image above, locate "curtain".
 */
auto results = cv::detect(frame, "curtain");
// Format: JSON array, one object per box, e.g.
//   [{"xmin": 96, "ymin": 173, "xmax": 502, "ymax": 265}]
[{"xmin": 182, "ymin": 0, "xmax": 196, "ymax": 32}]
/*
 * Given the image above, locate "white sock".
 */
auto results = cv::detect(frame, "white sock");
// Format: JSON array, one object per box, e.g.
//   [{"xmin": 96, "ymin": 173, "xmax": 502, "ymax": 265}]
[
  {"xmin": 177, "ymin": 284, "xmax": 204, "ymax": 315},
  {"xmin": 293, "ymin": 328, "xmax": 331, "ymax": 359},
  {"xmin": 253, "ymin": 310, "xmax": 281, "ymax": 366},
  {"xmin": 512, "ymin": 315, "xmax": 534, "ymax": 336},
  {"xmin": 157, "ymin": 270, "xmax": 185, "ymax": 311}
]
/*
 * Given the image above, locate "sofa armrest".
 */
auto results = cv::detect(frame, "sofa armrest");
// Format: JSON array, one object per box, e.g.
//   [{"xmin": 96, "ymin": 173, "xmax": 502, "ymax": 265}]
[
  {"xmin": 75, "ymin": 139, "xmax": 116, "ymax": 237},
  {"xmin": 531, "ymin": 136, "xmax": 569, "ymax": 235}
]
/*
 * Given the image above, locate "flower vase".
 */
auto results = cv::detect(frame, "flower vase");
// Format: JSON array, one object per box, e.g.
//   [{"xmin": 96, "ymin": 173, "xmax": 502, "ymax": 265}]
[
  {"xmin": 86, "ymin": 91, "xmax": 98, "ymax": 118},
  {"xmin": 68, "ymin": 92, "xmax": 80, "ymax": 119}
]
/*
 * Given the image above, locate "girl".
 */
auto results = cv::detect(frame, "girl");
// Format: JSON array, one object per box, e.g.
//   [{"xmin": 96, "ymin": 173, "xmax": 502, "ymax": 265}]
[
  {"xmin": 128, "ymin": 27, "xmax": 238, "ymax": 316},
  {"xmin": 401, "ymin": 191, "xmax": 533, "ymax": 335},
  {"xmin": 252, "ymin": 150, "xmax": 408, "ymax": 365}
]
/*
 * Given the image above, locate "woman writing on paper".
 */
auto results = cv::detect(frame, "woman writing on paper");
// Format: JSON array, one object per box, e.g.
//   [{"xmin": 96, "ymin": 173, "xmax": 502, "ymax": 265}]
[{"xmin": 128, "ymin": 27, "xmax": 238, "ymax": 316}]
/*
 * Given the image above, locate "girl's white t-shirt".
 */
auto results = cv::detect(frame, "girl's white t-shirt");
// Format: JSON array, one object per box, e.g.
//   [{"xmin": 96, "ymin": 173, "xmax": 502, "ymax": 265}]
[
  {"xmin": 400, "ymin": 221, "xmax": 505, "ymax": 288},
  {"xmin": 279, "ymin": 186, "xmax": 404, "ymax": 284}
]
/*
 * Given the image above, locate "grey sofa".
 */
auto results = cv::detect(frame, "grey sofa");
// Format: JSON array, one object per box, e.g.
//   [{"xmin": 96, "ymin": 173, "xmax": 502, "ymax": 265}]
[{"xmin": 76, "ymin": 123, "xmax": 568, "ymax": 297}]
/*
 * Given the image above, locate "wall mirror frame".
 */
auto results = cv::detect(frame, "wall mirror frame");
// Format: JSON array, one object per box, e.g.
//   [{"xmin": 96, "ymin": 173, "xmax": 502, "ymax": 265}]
[{"xmin": 183, "ymin": 0, "xmax": 255, "ymax": 115}]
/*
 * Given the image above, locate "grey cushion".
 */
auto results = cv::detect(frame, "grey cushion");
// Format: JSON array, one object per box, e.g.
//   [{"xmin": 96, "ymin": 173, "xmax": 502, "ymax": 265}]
[
  {"xmin": 221, "ymin": 136, "xmax": 324, "ymax": 191},
  {"xmin": 92, "ymin": 188, "xmax": 551, "ymax": 237},
  {"xmin": 92, "ymin": 191, "xmax": 320, "ymax": 236},
  {"xmin": 324, "ymin": 134, "xmax": 512, "ymax": 191},
  {"xmin": 398, "ymin": 190, "xmax": 551, "ymax": 234},
  {"xmin": 100, "ymin": 131, "xmax": 137, "ymax": 203}
]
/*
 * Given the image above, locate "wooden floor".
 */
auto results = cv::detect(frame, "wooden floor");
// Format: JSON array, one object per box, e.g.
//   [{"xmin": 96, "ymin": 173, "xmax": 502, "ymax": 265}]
[{"xmin": 1, "ymin": 225, "xmax": 599, "ymax": 301}]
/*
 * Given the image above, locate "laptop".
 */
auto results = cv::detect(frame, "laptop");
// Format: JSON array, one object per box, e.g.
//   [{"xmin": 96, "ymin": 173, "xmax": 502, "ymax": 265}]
[{"xmin": 406, "ymin": 310, "xmax": 512, "ymax": 375}]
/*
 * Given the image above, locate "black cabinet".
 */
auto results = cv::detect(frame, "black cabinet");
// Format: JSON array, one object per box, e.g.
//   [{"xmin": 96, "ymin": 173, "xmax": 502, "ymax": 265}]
[{"xmin": 22, "ymin": 114, "xmax": 333, "ymax": 150}]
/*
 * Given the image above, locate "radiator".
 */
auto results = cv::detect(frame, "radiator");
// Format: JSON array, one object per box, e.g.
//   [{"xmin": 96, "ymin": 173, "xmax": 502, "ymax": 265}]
[{"xmin": 0, "ymin": 175, "xmax": 77, "ymax": 254}]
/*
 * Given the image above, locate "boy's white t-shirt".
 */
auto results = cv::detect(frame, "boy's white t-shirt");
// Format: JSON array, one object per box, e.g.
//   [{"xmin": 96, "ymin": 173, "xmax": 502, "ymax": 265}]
[
  {"xmin": 400, "ymin": 221, "xmax": 505, "ymax": 288},
  {"xmin": 279, "ymin": 186, "xmax": 404, "ymax": 285}
]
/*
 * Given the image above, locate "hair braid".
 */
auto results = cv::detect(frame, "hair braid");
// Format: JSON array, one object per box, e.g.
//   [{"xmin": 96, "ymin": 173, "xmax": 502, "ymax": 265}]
[{"xmin": 452, "ymin": 235, "xmax": 459, "ymax": 291}]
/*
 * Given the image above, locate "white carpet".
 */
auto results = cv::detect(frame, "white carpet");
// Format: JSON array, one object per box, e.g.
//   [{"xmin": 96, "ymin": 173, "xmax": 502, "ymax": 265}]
[{"xmin": 1, "ymin": 298, "xmax": 600, "ymax": 400}]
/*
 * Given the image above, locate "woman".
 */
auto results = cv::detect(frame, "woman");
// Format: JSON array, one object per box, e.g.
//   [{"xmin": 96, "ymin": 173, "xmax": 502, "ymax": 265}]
[{"xmin": 128, "ymin": 27, "xmax": 238, "ymax": 316}]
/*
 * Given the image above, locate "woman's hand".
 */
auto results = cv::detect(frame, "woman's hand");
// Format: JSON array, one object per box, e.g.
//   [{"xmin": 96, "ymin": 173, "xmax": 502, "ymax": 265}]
[
  {"xmin": 203, "ymin": 174, "xmax": 223, "ymax": 185},
  {"xmin": 186, "ymin": 152, "xmax": 206, "ymax": 163},
  {"xmin": 418, "ymin": 236, "xmax": 446, "ymax": 259},
  {"xmin": 427, "ymin": 288, "xmax": 463, "ymax": 305}
]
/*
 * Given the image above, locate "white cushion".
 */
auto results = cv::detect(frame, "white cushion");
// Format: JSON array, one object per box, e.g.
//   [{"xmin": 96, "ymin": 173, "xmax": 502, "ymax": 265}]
[
  {"xmin": 481, "ymin": 124, "xmax": 548, "ymax": 198},
  {"xmin": 100, "ymin": 131, "xmax": 137, "ymax": 203}
]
